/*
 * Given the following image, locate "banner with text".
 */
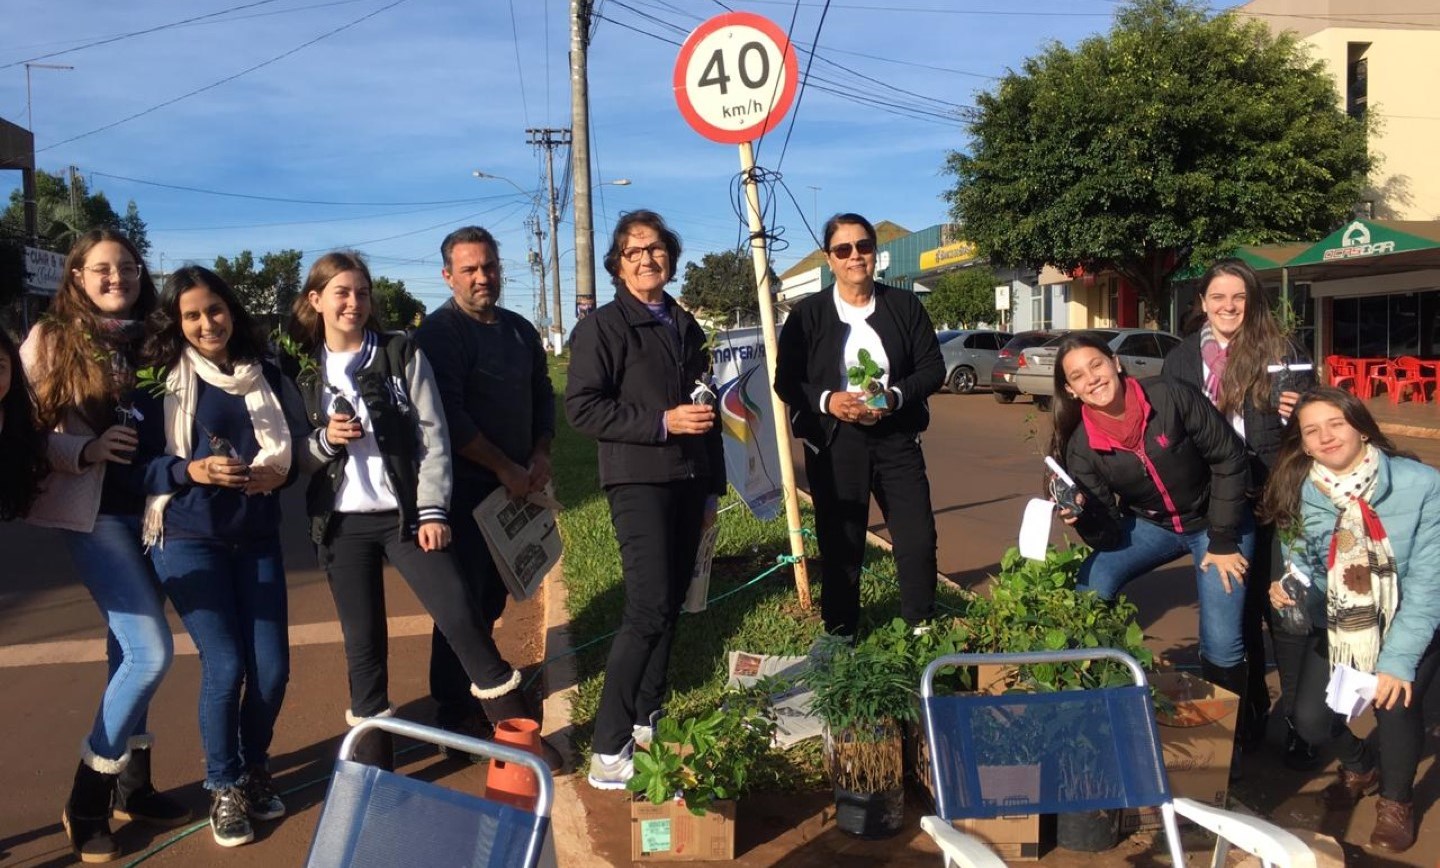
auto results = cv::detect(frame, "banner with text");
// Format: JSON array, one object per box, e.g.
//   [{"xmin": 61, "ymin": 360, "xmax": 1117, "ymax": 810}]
[{"xmin": 712, "ymin": 326, "xmax": 782, "ymax": 520}]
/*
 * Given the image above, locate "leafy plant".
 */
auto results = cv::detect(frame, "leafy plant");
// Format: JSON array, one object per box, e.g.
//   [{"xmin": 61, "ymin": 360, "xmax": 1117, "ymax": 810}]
[
  {"xmin": 845, "ymin": 348, "xmax": 885, "ymax": 388},
  {"xmin": 134, "ymin": 365, "xmax": 170, "ymax": 398},
  {"xmin": 626, "ymin": 694, "xmax": 777, "ymax": 816},
  {"xmin": 270, "ymin": 328, "xmax": 321, "ymax": 384}
]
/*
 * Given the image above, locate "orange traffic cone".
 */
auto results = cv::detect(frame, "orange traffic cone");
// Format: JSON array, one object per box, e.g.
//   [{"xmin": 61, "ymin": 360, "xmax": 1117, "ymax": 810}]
[{"xmin": 485, "ymin": 718, "xmax": 541, "ymax": 810}]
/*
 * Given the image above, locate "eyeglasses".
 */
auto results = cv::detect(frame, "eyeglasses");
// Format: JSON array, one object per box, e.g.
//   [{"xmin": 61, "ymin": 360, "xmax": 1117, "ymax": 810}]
[
  {"xmin": 77, "ymin": 263, "xmax": 142, "ymax": 281},
  {"xmin": 621, "ymin": 244, "xmax": 668, "ymax": 263},
  {"xmin": 827, "ymin": 239, "xmax": 876, "ymax": 259}
]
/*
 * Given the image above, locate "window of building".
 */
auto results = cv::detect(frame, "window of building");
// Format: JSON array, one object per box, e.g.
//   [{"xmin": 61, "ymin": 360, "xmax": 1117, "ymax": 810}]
[
  {"xmin": 1347, "ymin": 43, "xmax": 1369, "ymax": 121},
  {"xmin": 1031, "ymin": 285, "xmax": 1050, "ymax": 329},
  {"xmin": 1330, "ymin": 290, "xmax": 1440, "ymax": 358}
]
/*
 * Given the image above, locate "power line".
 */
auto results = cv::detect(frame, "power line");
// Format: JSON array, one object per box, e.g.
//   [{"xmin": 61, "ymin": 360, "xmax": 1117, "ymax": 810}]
[
  {"xmin": 89, "ymin": 170, "xmax": 508, "ymax": 207},
  {"xmin": 37, "ymin": 0, "xmax": 411, "ymax": 153},
  {"xmin": 773, "ymin": 0, "xmax": 832, "ymax": 173},
  {"xmin": 508, "ymin": 0, "xmax": 534, "ymax": 127}
]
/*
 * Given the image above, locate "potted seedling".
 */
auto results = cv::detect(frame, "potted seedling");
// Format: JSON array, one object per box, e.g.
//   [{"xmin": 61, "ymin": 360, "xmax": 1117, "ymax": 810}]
[
  {"xmin": 134, "ymin": 366, "xmax": 240, "ymax": 459},
  {"xmin": 272, "ymin": 330, "xmax": 358, "ymax": 419},
  {"xmin": 626, "ymin": 696, "xmax": 776, "ymax": 861},
  {"xmin": 847, "ymin": 348, "xmax": 889, "ymax": 411}
]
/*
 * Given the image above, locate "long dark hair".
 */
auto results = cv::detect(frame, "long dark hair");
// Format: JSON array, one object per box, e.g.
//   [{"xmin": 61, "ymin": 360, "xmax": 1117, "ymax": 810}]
[
  {"xmin": 1259, "ymin": 386, "xmax": 1416, "ymax": 530},
  {"xmin": 288, "ymin": 251, "xmax": 385, "ymax": 353},
  {"xmin": 1047, "ymin": 332, "xmax": 1124, "ymax": 463},
  {"xmin": 1198, "ymin": 258, "xmax": 1290, "ymax": 416},
  {"xmin": 0, "ymin": 329, "xmax": 49, "ymax": 520},
  {"xmin": 31, "ymin": 229, "xmax": 158, "ymax": 430},
  {"xmin": 143, "ymin": 266, "xmax": 268, "ymax": 369}
]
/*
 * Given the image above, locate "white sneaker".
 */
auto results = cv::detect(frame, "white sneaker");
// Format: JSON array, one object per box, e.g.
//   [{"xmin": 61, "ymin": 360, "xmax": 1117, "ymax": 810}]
[
  {"xmin": 587, "ymin": 748, "xmax": 634, "ymax": 790},
  {"xmin": 632, "ymin": 710, "xmax": 662, "ymax": 749}
]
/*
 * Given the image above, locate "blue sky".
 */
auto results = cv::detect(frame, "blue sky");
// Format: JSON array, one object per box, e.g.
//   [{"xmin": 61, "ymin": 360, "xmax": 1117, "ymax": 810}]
[{"xmin": 3, "ymin": 0, "xmax": 1136, "ymax": 331}]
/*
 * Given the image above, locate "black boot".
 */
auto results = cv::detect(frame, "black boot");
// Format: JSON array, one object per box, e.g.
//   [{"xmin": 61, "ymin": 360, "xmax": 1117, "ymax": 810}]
[
  {"xmin": 474, "ymin": 680, "xmax": 566, "ymax": 773},
  {"xmin": 1200, "ymin": 658, "xmax": 1251, "ymax": 782},
  {"xmin": 351, "ymin": 731, "xmax": 395, "ymax": 772},
  {"xmin": 1283, "ymin": 717, "xmax": 1324, "ymax": 771},
  {"xmin": 113, "ymin": 745, "xmax": 192, "ymax": 827},
  {"xmin": 63, "ymin": 760, "xmax": 120, "ymax": 863}
]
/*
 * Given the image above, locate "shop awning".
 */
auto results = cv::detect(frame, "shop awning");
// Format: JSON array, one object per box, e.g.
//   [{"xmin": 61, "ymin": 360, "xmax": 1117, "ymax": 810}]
[{"xmin": 1286, "ymin": 220, "xmax": 1440, "ymax": 267}]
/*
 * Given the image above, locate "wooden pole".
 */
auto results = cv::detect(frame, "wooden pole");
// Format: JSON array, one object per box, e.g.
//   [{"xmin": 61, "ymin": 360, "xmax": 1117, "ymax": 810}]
[{"xmin": 737, "ymin": 140, "xmax": 811, "ymax": 608}]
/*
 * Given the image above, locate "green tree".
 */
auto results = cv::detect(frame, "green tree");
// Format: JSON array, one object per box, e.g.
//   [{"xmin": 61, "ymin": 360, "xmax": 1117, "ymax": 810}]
[
  {"xmin": 943, "ymin": 0, "xmax": 1371, "ymax": 314},
  {"xmin": 1, "ymin": 169, "xmax": 131, "ymax": 304},
  {"xmin": 212, "ymin": 248, "xmax": 302, "ymax": 317},
  {"xmin": 372, "ymin": 275, "xmax": 426, "ymax": 330},
  {"xmin": 679, "ymin": 249, "xmax": 767, "ymax": 325},
  {"xmin": 118, "ymin": 200, "xmax": 151, "ymax": 260},
  {"xmin": 926, "ymin": 266, "xmax": 1001, "ymax": 329}
]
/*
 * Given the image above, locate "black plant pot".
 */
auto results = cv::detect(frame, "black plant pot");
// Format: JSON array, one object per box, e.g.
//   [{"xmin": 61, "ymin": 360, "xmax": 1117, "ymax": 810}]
[
  {"xmin": 833, "ymin": 785, "xmax": 905, "ymax": 839},
  {"xmin": 1055, "ymin": 808, "xmax": 1122, "ymax": 852}
]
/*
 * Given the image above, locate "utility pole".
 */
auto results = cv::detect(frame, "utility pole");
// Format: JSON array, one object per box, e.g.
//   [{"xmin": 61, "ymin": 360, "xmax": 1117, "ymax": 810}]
[
  {"xmin": 570, "ymin": 0, "xmax": 597, "ymax": 322},
  {"xmin": 527, "ymin": 127, "xmax": 571, "ymax": 354},
  {"xmin": 68, "ymin": 164, "xmax": 81, "ymax": 227},
  {"xmin": 525, "ymin": 215, "xmax": 549, "ymax": 329}
]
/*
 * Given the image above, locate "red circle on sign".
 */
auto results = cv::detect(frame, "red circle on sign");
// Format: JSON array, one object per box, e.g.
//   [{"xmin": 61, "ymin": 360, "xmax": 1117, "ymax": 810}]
[{"xmin": 672, "ymin": 12, "xmax": 800, "ymax": 145}]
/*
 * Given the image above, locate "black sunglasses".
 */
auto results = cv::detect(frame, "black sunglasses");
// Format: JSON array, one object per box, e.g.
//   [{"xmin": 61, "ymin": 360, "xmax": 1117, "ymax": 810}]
[{"xmin": 827, "ymin": 239, "xmax": 876, "ymax": 259}]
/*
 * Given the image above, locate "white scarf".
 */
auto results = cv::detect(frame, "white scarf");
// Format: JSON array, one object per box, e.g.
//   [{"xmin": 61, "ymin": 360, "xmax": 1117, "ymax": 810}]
[
  {"xmin": 1308, "ymin": 443, "xmax": 1399, "ymax": 673},
  {"xmin": 142, "ymin": 347, "xmax": 292, "ymax": 547}
]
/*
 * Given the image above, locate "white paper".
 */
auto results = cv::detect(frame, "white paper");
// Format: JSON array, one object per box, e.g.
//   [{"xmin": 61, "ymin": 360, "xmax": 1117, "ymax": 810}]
[
  {"xmin": 725, "ymin": 652, "xmax": 820, "ymax": 748},
  {"xmin": 682, "ymin": 524, "xmax": 720, "ymax": 613},
  {"xmin": 1325, "ymin": 664, "xmax": 1378, "ymax": 721},
  {"xmin": 471, "ymin": 485, "xmax": 563, "ymax": 602},
  {"xmin": 1018, "ymin": 497, "xmax": 1058, "ymax": 561}
]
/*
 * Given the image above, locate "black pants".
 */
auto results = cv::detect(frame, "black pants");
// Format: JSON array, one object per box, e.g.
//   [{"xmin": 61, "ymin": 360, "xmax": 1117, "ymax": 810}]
[
  {"xmin": 805, "ymin": 421, "xmax": 937, "ymax": 637},
  {"xmin": 428, "ymin": 479, "xmax": 513, "ymax": 721},
  {"xmin": 592, "ymin": 478, "xmax": 709, "ymax": 755},
  {"xmin": 1291, "ymin": 630, "xmax": 1440, "ymax": 802},
  {"xmin": 318, "ymin": 511, "xmax": 513, "ymax": 720},
  {"xmin": 1250, "ymin": 521, "xmax": 1314, "ymax": 722}
]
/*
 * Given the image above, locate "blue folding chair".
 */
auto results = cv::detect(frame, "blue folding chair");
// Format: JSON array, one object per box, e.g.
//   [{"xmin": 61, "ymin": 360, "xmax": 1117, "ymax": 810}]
[
  {"xmin": 919, "ymin": 649, "xmax": 1316, "ymax": 868},
  {"xmin": 305, "ymin": 717, "xmax": 554, "ymax": 868}
]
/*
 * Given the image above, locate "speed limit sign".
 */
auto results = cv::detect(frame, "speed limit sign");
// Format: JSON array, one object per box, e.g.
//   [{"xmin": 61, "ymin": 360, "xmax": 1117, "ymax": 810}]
[{"xmin": 673, "ymin": 12, "xmax": 799, "ymax": 145}]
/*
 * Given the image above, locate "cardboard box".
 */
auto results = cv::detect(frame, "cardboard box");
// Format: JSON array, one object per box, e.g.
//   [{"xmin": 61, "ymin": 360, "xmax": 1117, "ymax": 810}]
[
  {"xmin": 953, "ymin": 765, "xmax": 1055, "ymax": 861},
  {"xmin": 1122, "ymin": 671, "xmax": 1239, "ymax": 832},
  {"xmin": 631, "ymin": 798, "xmax": 736, "ymax": 861}
]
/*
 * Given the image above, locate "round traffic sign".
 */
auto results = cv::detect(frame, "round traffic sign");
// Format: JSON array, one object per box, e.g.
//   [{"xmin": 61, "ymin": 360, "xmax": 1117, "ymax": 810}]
[{"xmin": 673, "ymin": 12, "xmax": 799, "ymax": 145}]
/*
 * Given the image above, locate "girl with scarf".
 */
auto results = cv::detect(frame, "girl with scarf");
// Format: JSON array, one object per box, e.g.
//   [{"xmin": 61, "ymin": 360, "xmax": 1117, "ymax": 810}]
[
  {"xmin": 285, "ymin": 252, "xmax": 562, "ymax": 772},
  {"xmin": 1048, "ymin": 333, "xmax": 1255, "ymax": 726},
  {"xmin": 20, "ymin": 230, "xmax": 190, "ymax": 863},
  {"xmin": 1260, "ymin": 387, "xmax": 1440, "ymax": 853},
  {"xmin": 1162, "ymin": 258, "xmax": 1319, "ymax": 769},
  {"xmin": 132, "ymin": 266, "xmax": 308, "ymax": 849}
]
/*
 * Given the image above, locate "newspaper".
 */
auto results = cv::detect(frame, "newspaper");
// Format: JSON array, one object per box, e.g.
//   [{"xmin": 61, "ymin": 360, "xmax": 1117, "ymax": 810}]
[
  {"xmin": 682, "ymin": 523, "xmax": 720, "ymax": 613},
  {"xmin": 726, "ymin": 651, "xmax": 823, "ymax": 748},
  {"xmin": 471, "ymin": 486, "xmax": 563, "ymax": 602}
]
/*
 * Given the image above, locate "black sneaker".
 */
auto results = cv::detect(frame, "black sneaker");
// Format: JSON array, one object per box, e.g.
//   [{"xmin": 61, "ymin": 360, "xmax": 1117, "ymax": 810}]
[
  {"xmin": 1284, "ymin": 720, "xmax": 1324, "ymax": 771},
  {"xmin": 436, "ymin": 711, "xmax": 494, "ymax": 763},
  {"xmin": 238, "ymin": 768, "xmax": 285, "ymax": 821},
  {"xmin": 209, "ymin": 787, "xmax": 254, "ymax": 848}
]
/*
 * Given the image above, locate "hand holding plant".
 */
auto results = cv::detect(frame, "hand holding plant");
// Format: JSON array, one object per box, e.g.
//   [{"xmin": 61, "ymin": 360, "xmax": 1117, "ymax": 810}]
[{"xmin": 846, "ymin": 349, "xmax": 889, "ymax": 411}]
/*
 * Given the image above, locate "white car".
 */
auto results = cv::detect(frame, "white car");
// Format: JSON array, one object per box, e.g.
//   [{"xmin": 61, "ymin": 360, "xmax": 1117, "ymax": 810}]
[{"xmin": 1013, "ymin": 328, "xmax": 1182, "ymax": 410}]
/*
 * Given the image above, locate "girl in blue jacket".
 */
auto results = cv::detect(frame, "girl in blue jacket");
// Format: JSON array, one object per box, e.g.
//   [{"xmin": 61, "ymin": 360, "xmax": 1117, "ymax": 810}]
[{"xmin": 1261, "ymin": 386, "xmax": 1440, "ymax": 853}]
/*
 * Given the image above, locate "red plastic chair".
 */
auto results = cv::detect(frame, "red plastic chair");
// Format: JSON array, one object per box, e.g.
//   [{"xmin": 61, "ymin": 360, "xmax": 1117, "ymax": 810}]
[
  {"xmin": 1371, "ymin": 357, "xmax": 1429, "ymax": 404},
  {"xmin": 1325, "ymin": 355, "xmax": 1358, "ymax": 395}
]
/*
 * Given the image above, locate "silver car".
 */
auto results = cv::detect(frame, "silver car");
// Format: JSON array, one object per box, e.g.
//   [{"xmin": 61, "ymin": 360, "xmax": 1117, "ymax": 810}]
[
  {"xmin": 1013, "ymin": 328, "xmax": 1182, "ymax": 411},
  {"xmin": 939, "ymin": 329, "xmax": 1012, "ymax": 394}
]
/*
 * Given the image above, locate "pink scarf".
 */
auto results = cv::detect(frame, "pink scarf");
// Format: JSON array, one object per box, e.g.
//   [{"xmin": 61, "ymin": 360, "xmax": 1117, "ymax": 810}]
[{"xmin": 1199, "ymin": 324, "xmax": 1227, "ymax": 405}]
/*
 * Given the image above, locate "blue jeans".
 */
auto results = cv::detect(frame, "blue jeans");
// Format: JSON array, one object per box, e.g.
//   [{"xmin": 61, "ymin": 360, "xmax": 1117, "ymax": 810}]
[
  {"xmin": 152, "ymin": 536, "xmax": 290, "ymax": 789},
  {"xmin": 62, "ymin": 514, "xmax": 174, "ymax": 762},
  {"xmin": 1076, "ymin": 513, "xmax": 1255, "ymax": 667}
]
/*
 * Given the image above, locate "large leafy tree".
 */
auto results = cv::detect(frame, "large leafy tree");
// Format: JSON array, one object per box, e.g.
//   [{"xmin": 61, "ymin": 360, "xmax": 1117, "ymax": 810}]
[
  {"xmin": 679, "ymin": 249, "xmax": 769, "ymax": 326},
  {"xmin": 944, "ymin": 0, "xmax": 1371, "ymax": 313},
  {"xmin": 926, "ymin": 266, "xmax": 1001, "ymax": 329},
  {"xmin": 212, "ymin": 248, "xmax": 303, "ymax": 317},
  {"xmin": 117, "ymin": 201, "xmax": 151, "ymax": 259},
  {"xmin": 1, "ymin": 169, "xmax": 131, "ymax": 304},
  {"xmin": 372, "ymin": 275, "xmax": 426, "ymax": 330}
]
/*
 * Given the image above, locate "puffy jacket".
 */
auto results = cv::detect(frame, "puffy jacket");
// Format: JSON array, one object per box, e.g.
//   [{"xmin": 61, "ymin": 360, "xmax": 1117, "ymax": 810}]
[
  {"xmin": 564, "ymin": 290, "xmax": 725, "ymax": 494},
  {"xmin": 1290, "ymin": 452, "xmax": 1440, "ymax": 683},
  {"xmin": 1066, "ymin": 377, "xmax": 1250, "ymax": 554}
]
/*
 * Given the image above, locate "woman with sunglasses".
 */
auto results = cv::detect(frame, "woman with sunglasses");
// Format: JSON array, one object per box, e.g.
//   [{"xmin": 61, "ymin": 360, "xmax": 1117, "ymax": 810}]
[
  {"xmin": 775, "ymin": 213, "xmax": 945, "ymax": 639},
  {"xmin": 1261, "ymin": 387, "xmax": 1440, "ymax": 853},
  {"xmin": 566, "ymin": 210, "xmax": 725, "ymax": 790},
  {"xmin": 1162, "ymin": 258, "xmax": 1319, "ymax": 771},
  {"xmin": 21, "ymin": 230, "xmax": 190, "ymax": 863}
]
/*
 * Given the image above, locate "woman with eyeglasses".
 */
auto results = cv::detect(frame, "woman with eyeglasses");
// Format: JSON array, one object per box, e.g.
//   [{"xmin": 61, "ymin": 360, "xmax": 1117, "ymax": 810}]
[
  {"xmin": 21, "ymin": 229, "xmax": 190, "ymax": 863},
  {"xmin": 775, "ymin": 213, "xmax": 945, "ymax": 639},
  {"xmin": 565, "ymin": 210, "xmax": 725, "ymax": 790}
]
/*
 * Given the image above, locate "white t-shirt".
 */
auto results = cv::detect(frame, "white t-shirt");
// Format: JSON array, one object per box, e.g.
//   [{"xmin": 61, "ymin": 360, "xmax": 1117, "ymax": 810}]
[{"xmin": 325, "ymin": 348, "xmax": 399, "ymax": 513}]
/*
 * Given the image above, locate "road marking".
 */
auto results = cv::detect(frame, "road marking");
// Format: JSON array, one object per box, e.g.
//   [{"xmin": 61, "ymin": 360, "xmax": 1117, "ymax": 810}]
[{"xmin": 0, "ymin": 615, "xmax": 438, "ymax": 669}]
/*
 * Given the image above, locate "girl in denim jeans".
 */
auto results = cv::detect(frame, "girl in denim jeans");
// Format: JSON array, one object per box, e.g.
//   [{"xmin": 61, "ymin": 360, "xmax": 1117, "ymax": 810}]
[
  {"xmin": 22, "ymin": 230, "xmax": 190, "ymax": 863},
  {"xmin": 133, "ymin": 266, "xmax": 311, "ymax": 848}
]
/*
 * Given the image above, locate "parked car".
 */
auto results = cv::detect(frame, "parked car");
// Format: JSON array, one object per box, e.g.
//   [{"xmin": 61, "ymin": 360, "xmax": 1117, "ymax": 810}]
[
  {"xmin": 1013, "ymin": 328, "xmax": 1182, "ymax": 411},
  {"xmin": 990, "ymin": 330, "xmax": 1063, "ymax": 404},
  {"xmin": 939, "ymin": 329, "xmax": 1012, "ymax": 394}
]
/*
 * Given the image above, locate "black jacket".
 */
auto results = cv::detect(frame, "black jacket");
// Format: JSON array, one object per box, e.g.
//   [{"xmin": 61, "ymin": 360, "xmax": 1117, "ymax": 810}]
[
  {"xmin": 564, "ymin": 290, "xmax": 726, "ymax": 494},
  {"xmin": 1066, "ymin": 377, "xmax": 1250, "ymax": 555},
  {"xmin": 774, "ymin": 283, "xmax": 944, "ymax": 449},
  {"xmin": 1161, "ymin": 331, "xmax": 1314, "ymax": 483}
]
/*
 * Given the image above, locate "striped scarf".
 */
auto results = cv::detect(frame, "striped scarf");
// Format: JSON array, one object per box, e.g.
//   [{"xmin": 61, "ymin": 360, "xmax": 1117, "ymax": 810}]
[
  {"xmin": 1198, "ymin": 323, "xmax": 1227, "ymax": 405},
  {"xmin": 1309, "ymin": 443, "xmax": 1398, "ymax": 673}
]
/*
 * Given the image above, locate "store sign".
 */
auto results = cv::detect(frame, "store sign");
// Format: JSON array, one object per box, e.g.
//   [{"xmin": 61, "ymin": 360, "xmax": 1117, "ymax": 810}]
[
  {"xmin": 919, "ymin": 240, "xmax": 978, "ymax": 271},
  {"xmin": 1322, "ymin": 221, "xmax": 1396, "ymax": 262},
  {"xmin": 24, "ymin": 246, "xmax": 65, "ymax": 295}
]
